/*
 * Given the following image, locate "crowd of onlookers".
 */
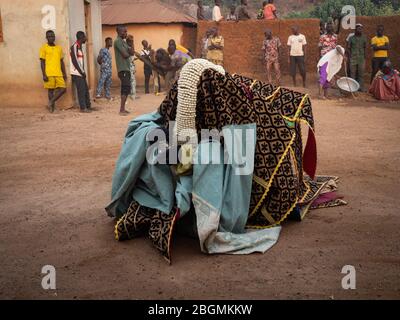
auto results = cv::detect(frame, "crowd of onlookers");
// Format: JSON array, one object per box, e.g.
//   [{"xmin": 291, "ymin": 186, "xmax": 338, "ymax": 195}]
[
  {"xmin": 198, "ymin": 0, "xmax": 278, "ymax": 22},
  {"xmin": 38, "ymin": 1, "xmax": 398, "ymax": 115}
]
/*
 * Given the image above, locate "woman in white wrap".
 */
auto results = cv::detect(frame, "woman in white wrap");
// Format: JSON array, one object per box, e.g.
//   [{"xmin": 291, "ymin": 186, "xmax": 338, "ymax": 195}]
[{"xmin": 317, "ymin": 45, "xmax": 346, "ymax": 99}]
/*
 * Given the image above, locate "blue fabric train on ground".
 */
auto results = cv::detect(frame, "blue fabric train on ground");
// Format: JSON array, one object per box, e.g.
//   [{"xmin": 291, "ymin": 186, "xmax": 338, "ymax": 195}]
[{"xmin": 106, "ymin": 59, "xmax": 346, "ymax": 264}]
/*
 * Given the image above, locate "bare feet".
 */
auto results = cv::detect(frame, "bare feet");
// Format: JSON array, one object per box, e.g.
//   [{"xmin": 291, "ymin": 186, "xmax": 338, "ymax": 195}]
[
  {"xmin": 119, "ymin": 110, "xmax": 130, "ymax": 116},
  {"xmin": 48, "ymin": 101, "xmax": 55, "ymax": 113}
]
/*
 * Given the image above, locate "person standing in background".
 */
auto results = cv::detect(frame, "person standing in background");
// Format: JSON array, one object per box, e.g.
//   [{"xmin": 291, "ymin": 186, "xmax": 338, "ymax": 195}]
[
  {"xmin": 262, "ymin": 29, "xmax": 281, "ymax": 85},
  {"xmin": 212, "ymin": 0, "xmax": 224, "ymax": 22},
  {"xmin": 126, "ymin": 35, "xmax": 137, "ymax": 101},
  {"xmin": 206, "ymin": 27, "xmax": 224, "ymax": 66},
  {"xmin": 164, "ymin": 44, "xmax": 186, "ymax": 91},
  {"xmin": 237, "ymin": 0, "xmax": 251, "ymax": 21},
  {"xmin": 201, "ymin": 29, "xmax": 213, "ymax": 59},
  {"xmin": 264, "ymin": 0, "xmax": 278, "ymax": 20},
  {"xmin": 140, "ymin": 40, "xmax": 153, "ymax": 95},
  {"xmin": 226, "ymin": 5, "xmax": 237, "ymax": 21},
  {"xmin": 287, "ymin": 26, "xmax": 307, "ymax": 87},
  {"xmin": 96, "ymin": 37, "xmax": 113, "ymax": 101},
  {"xmin": 370, "ymin": 25, "xmax": 390, "ymax": 82},
  {"xmin": 197, "ymin": 0, "xmax": 206, "ymax": 20},
  {"xmin": 318, "ymin": 22, "xmax": 337, "ymax": 58},
  {"xmin": 317, "ymin": 45, "xmax": 346, "ymax": 99},
  {"xmin": 347, "ymin": 24, "xmax": 367, "ymax": 92},
  {"xmin": 114, "ymin": 25, "xmax": 134, "ymax": 116},
  {"xmin": 70, "ymin": 31, "xmax": 92, "ymax": 113},
  {"xmin": 40, "ymin": 30, "xmax": 67, "ymax": 113}
]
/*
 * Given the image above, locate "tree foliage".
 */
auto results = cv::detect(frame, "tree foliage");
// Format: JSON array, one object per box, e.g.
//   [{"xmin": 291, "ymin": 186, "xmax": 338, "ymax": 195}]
[{"xmin": 285, "ymin": 0, "xmax": 400, "ymax": 20}]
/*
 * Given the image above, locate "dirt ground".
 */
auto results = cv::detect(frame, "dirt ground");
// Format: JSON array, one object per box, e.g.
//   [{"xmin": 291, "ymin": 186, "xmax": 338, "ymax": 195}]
[{"xmin": 1, "ymin": 81, "xmax": 400, "ymax": 300}]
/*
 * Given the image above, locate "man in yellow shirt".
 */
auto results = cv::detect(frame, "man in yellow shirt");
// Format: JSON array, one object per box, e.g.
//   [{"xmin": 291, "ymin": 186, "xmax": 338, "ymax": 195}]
[
  {"xmin": 40, "ymin": 30, "xmax": 67, "ymax": 113},
  {"xmin": 370, "ymin": 25, "xmax": 390, "ymax": 82}
]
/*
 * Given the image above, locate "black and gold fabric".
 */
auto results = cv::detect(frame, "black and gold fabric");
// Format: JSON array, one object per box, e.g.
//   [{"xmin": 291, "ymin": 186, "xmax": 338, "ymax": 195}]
[
  {"xmin": 115, "ymin": 200, "xmax": 179, "ymax": 264},
  {"xmin": 159, "ymin": 69, "xmax": 318, "ymax": 228}
]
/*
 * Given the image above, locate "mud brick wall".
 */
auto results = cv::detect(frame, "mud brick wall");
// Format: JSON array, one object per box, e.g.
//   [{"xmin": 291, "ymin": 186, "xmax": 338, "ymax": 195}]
[
  {"xmin": 196, "ymin": 16, "xmax": 400, "ymax": 80},
  {"xmin": 181, "ymin": 24, "xmax": 198, "ymax": 54},
  {"xmin": 197, "ymin": 19, "xmax": 321, "ymax": 79}
]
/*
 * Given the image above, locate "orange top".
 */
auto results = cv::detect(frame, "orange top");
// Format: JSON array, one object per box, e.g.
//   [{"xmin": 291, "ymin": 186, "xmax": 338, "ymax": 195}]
[{"xmin": 264, "ymin": 4, "xmax": 276, "ymax": 20}]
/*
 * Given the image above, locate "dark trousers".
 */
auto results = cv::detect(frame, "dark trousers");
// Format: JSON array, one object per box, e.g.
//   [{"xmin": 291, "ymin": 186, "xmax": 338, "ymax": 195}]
[
  {"xmin": 72, "ymin": 75, "xmax": 91, "ymax": 109},
  {"xmin": 350, "ymin": 61, "xmax": 365, "ymax": 91},
  {"xmin": 290, "ymin": 56, "xmax": 306, "ymax": 78},
  {"xmin": 144, "ymin": 72, "xmax": 151, "ymax": 94},
  {"xmin": 371, "ymin": 57, "xmax": 388, "ymax": 83}
]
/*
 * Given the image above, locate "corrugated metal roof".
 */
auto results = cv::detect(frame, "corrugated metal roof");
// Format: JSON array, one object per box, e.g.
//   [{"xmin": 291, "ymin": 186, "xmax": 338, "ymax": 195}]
[{"xmin": 101, "ymin": 0, "xmax": 197, "ymax": 25}]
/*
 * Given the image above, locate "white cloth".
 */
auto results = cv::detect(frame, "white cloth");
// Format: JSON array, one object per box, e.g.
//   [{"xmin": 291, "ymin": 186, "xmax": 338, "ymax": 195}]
[
  {"xmin": 70, "ymin": 42, "xmax": 85, "ymax": 76},
  {"xmin": 346, "ymin": 33, "xmax": 355, "ymax": 42},
  {"xmin": 212, "ymin": 5, "xmax": 223, "ymax": 22},
  {"xmin": 140, "ymin": 49, "xmax": 150, "ymax": 57},
  {"xmin": 287, "ymin": 34, "xmax": 307, "ymax": 56},
  {"xmin": 317, "ymin": 45, "xmax": 345, "ymax": 81}
]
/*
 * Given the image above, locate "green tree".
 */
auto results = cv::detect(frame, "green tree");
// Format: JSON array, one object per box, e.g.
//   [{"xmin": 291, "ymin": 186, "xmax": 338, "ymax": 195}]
[{"xmin": 286, "ymin": 0, "xmax": 400, "ymax": 19}]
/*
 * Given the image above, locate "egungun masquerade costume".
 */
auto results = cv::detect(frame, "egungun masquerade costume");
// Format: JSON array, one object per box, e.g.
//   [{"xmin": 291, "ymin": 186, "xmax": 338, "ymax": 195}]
[{"xmin": 106, "ymin": 59, "xmax": 346, "ymax": 263}]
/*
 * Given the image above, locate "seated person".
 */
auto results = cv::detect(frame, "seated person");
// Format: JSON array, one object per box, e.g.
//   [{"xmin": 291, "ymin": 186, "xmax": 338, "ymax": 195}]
[{"xmin": 369, "ymin": 60, "xmax": 400, "ymax": 101}]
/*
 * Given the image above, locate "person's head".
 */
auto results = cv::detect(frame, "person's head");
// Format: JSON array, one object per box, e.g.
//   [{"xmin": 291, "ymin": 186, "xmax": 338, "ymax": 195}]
[
  {"xmin": 230, "ymin": 5, "xmax": 236, "ymax": 13},
  {"xmin": 168, "ymin": 43, "xmax": 176, "ymax": 55},
  {"xmin": 330, "ymin": 9, "xmax": 338, "ymax": 19},
  {"xmin": 215, "ymin": 0, "xmax": 221, "ymax": 7},
  {"xmin": 168, "ymin": 39, "xmax": 176, "ymax": 47},
  {"xmin": 211, "ymin": 27, "xmax": 218, "ymax": 37},
  {"xmin": 264, "ymin": 29, "xmax": 272, "ymax": 39},
  {"xmin": 46, "ymin": 30, "xmax": 56, "ymax": 45},
  {"xmin": 155, "ymin": 48, "xmax": 171, "ymax": 64},
  {"xmin": 105, "ymin": 37, "xmax": 113, "ymax": 48},
  {"xmin": 241, "ymin": 0, "xmax": 248, "ymax": 5},
  {"xmin": 291, "ymin": 26, "xmax": 299, "ymax": 35},
  {"xmin": 377, "ymin": 24, "xmax": 384, "ymax": 37},
  {"xmin": 269, "ymin": 0, "xmax": 274, "ymax": 3},
  {"xmin": 142, "ymin": 40, "xmax": 149, "ymax": 49},
  {"xmin": 198, "ymin": 0, "xmax": 203, "ymax": 7},
  {"xmin": 262, "ymin": 1, "xmax": 268, "ymax": 7},
  {"xmin": 382, "ymin": 60, "xmax": 392, "ymax": 74},
  {"xmin": 205, "ymin": 28, "xmax": 213, "ymax": 38},
  {"xmin": 326, "ymin": 22, "xmax": 334, "ymax": 34},
  {"xmin": 355, "ymin": 23, "xmax": 363, "ymax": 36},
  {"xmin": 76, "ymin": 31, "xmax": 87, "ymax": 44},
  {"xmin": 116, "ymin": 25, "xmax": 128, "ymax": 39}
]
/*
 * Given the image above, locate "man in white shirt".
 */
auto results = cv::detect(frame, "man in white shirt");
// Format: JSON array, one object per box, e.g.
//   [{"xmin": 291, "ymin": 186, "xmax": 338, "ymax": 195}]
[
  {"xmin": 212, "ymin": 0, "xmax": 224, "ymax": 22},
  {"xmin": 70, "ymin": 31, "xmax": 92, "ymax": 112},
  {"xmin": 287, "ymin": 26, "xmax": 307, "ymax": 87}
]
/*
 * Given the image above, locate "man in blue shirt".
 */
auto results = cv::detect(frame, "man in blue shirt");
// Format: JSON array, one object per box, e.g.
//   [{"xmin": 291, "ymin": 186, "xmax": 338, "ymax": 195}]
[{"xmin": 96, "ymin": 37, "xmax": 113, "ymax": 100}]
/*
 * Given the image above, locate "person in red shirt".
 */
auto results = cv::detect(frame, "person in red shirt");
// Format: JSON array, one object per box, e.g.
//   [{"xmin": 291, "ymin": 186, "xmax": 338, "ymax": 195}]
[{"xmin": 263, "ymin": 0, "xmax": 278, "ymax": 20}]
